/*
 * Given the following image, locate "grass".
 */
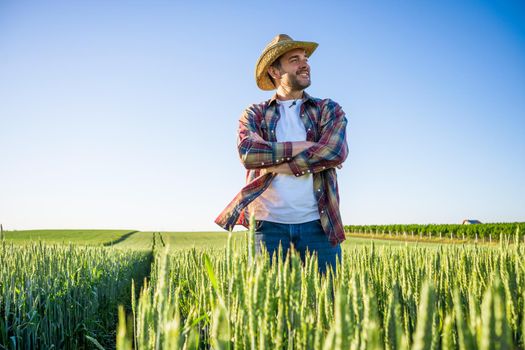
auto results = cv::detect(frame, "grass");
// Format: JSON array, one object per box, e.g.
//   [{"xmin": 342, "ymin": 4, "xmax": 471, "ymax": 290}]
[
  {"xmin": 163, "ymin": 231, "xmax": 246, "ymax": 249},
  {"xmin": 2, "ymin": 229, "xmax": 491, "ymax": 250},
  {"xmin": 116, "ymin": 229, "xmax": 523, "ymax": 349},
  {"xmin": 344, "ymin": 235, "xmax": 439, "ymax": 247},
  {"xmin": 114, "ymin": 231, "xmax": 434, "ymax": 250},
  {"xmin": 110, "ymin": 231, "xmax": 246, "ymax": 250},
  {"xmin": 2, "ymin": 226, "xmax": 512, "ymax": 349},
  {"xmin": 111, "ymin": 231, "xmax": 156, "ymax": 250},
  {"xmin": 1, "ymin": 243, "xmax": 152, "ymax": 349},
  {"xmin": 2, "ymin": 229, "xmax": 135, "ymax": 245},
  {"xmin": 346, "ymin": 231, "xmax": 505, "ymax": 247}
]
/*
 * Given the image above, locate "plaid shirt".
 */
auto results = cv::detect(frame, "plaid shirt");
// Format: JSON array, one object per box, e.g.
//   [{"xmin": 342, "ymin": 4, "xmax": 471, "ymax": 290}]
[{"xmin": 215, "ymin": 91, "xmax": 348, "ymax": 246}]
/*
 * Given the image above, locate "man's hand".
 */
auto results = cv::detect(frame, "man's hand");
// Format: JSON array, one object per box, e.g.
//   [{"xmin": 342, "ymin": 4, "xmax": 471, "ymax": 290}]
[{"xmin": 250, "ymin": 131, "xmax": 267, "ymax": 143}]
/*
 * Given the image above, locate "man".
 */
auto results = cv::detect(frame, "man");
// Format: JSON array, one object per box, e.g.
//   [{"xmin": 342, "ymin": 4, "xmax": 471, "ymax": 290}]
[{"xmin": 215, "ymin": 34, "xmax": 348, "ymax": 274}]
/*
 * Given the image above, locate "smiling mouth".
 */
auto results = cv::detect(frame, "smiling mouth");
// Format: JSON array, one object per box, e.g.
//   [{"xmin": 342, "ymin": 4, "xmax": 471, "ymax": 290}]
[{"xmin": 298, "ymin": 72, "xmax": 310, "ymax": 78}]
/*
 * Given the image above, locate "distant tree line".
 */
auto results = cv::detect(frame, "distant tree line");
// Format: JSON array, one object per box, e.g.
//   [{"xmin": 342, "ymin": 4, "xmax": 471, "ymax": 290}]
[{"xmin": 343, "ymin": 222, "xmax": 525, "ymax": 241}]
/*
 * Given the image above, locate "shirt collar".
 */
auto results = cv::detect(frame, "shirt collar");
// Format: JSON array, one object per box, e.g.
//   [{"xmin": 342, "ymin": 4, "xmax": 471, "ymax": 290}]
[{"xmin": 268, "ymin": 91, "xmax": 313, "ymax": 106}]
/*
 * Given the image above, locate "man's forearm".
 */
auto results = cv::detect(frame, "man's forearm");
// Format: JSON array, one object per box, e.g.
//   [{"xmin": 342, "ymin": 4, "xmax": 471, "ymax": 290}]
[
  {"xmin": 264, "ymin": 140, "xmax": 342, "ymax": 175},
  {"xmin": 246, "ymin": 140, "xmax": 314, "ymax": 170},
  {"xmin": 291, "ymin": 141, "xmax": 316, "ymax": 157},
  {"xmin": 265, "ymin": 156, "xmax": 342, "ymax": 175}
]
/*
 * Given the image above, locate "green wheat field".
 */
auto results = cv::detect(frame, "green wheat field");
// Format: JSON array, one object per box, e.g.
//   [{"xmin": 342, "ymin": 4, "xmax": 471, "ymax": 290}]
[{"xmin": 0, "ymin": 222, "xmax": 524, "ymax": 349}]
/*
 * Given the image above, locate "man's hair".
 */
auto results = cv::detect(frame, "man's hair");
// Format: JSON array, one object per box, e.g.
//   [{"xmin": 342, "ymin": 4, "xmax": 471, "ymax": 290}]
[{"xmin": 268, "ymin": 56, "xmax": 282, "ymax": 87}]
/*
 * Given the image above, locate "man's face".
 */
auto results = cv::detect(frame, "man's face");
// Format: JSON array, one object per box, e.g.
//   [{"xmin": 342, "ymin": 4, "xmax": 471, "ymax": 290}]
[{"xmin": 272, "ymin": 48, "xmax": 311, "ymax": 91}]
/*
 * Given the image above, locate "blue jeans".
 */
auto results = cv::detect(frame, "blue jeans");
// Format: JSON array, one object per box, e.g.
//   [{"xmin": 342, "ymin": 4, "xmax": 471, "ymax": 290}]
[{"xmin": 254, "ymin": 219, "xmax": 342, "ymax": 275}]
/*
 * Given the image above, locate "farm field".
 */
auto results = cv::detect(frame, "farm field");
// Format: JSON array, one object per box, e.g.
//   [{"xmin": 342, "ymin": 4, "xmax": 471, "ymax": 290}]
[
  {"xmin": 0, "ymin": 242, "xmax": 152, "ymax": 349},
  {"xmin": 2, "ymin": 229, "xmax": 242, "ymax": 250},
  {"xmin": 1, "ymin": 224, "xmax": 524, "ymax": 349},
  {"xmin": 345, "ymin": 222, "xmax": 525, "ymax": 242},
  {"xmin": 1, "ymin": 229, "xmax": 135, "ymax": 245},
  {"xmin": 112, "ymin": 231, "xmax": 244, "ymax": 250},
  {"xmin": 115, "ymin": 232, "xmax": 524, "ymax": 350},
  {"xmin": 2, "ymin": 228, "xmax": 474, "ymax": 250}
]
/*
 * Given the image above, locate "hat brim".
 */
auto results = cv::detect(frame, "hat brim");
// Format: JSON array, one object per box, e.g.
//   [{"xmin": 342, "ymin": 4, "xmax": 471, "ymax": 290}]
[{"xmin": 255, "ymin": 40, "xmax": 318, "ymax": 91}]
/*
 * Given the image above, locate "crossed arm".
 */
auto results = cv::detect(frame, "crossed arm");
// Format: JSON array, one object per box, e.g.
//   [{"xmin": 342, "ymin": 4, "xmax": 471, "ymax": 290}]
[
  {"xmin": 263, "ymin": 146, "xmax": 343, "ymax": 175},
  {"xmin": 248, "ymin": 132, "xmax": 316, "ymax": 175},
  {"xmin": 237, "ymin": 100, "xmax": 348, "ymax": 176}
]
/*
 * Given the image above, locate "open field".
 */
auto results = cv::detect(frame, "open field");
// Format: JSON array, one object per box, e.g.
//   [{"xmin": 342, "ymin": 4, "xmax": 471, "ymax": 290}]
[
  {"xmin": 112, "ymin": 231, "xmax": 245, "ymax": 250},
  {"xmin": 116, "ymin": 232, "xmax": 525, "ymax": 350},
  {"xmin": 1, "ymin": 229, "xmax": 135, "ymax": 245},
  {"xmin": 0, "ymin": 242, "xmax": 152, "ymax": 349},
  {"xmin": 1, "ymin": 229, "xmax": 485, "ymax": 250},
  {"xmin": 2, "ymin": 230, "xmax": 242, "ymax": 249},
  {"xmin": 1, "ymin": 225, "xmax": 524, "ymax": 349}
]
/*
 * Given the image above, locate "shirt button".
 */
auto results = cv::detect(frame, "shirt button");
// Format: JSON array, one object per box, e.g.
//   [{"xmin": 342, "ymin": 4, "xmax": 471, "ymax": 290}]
[
  {"xmin": 287, "ymin": 157, "xmax": 291, "ymax": 161},
  {"xmin": 322, "ymin": 166, "xmax": 326, "ymax": 169},
  {"xmin": 307, "ymin": 170, "xmax": 311, "ymax": 173},
  {"xmin": 296, "ymin": 174, "xmax": 300, "ymax": 176},
  {"xmin": 301, "ymin": 171, "xmax": 305, "ymax": 174},
  {"xmin": 261, "ymin": 162, "xmax": 264, "ymax": 165},
  {"xmin": 321, "ymin": 210, "xmax": 324, "ymax": 214},
  {"xmin": 317, "ymin": 189, "xmax": 321, "ymax": 192}
]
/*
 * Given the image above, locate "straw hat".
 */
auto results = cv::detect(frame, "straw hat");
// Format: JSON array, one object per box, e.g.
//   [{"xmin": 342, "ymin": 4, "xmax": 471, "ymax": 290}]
[{"xmin": 255, "ymin": 34, "xmax": 318, "ymax": 91}]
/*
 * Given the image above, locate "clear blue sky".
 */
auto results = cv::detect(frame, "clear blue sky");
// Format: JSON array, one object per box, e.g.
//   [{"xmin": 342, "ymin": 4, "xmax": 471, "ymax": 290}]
[{"xmin": 1, "ymin": 0, "xmax": 524, "ymax": 231}]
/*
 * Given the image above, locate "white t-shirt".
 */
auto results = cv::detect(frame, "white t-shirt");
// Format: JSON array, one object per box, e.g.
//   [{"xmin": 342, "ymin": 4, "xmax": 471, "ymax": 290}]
[{"xmin": 250, "ymin": 99, "xmax": 319, "ymax": 223}]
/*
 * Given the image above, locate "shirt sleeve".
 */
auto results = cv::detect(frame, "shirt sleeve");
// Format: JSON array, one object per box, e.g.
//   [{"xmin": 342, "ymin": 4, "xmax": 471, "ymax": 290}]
[
  {"xmin": 237, "ymin": 105, "xmax": 294, "ymax": 169},
  {"xmin": 288, "ymin": 99, "xmax": 348, "ymax": 177}
]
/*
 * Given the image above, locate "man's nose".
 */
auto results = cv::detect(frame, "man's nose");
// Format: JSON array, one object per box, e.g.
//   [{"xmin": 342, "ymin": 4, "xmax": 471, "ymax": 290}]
[{"xmin": 299, "ymin": 59, "xmax": 309, "ymax": 70}]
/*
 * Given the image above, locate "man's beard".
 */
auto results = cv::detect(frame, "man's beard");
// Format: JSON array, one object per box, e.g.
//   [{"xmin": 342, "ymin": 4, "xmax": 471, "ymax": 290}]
[{"xmin": 288, "ymin": 73, "xmax": 311, "ymax": 90}]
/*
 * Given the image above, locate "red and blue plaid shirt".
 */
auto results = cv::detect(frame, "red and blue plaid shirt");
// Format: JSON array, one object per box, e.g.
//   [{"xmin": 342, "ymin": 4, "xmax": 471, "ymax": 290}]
[{"xmin": 215, "ymin": 91, "xmax": 348, "ymax": 246}]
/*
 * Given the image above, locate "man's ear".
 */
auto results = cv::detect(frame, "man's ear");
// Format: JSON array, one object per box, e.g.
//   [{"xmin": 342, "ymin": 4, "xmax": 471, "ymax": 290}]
[{"xmin": 267, "ymin": 66, "xmax": 281, "ymax": 81}]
